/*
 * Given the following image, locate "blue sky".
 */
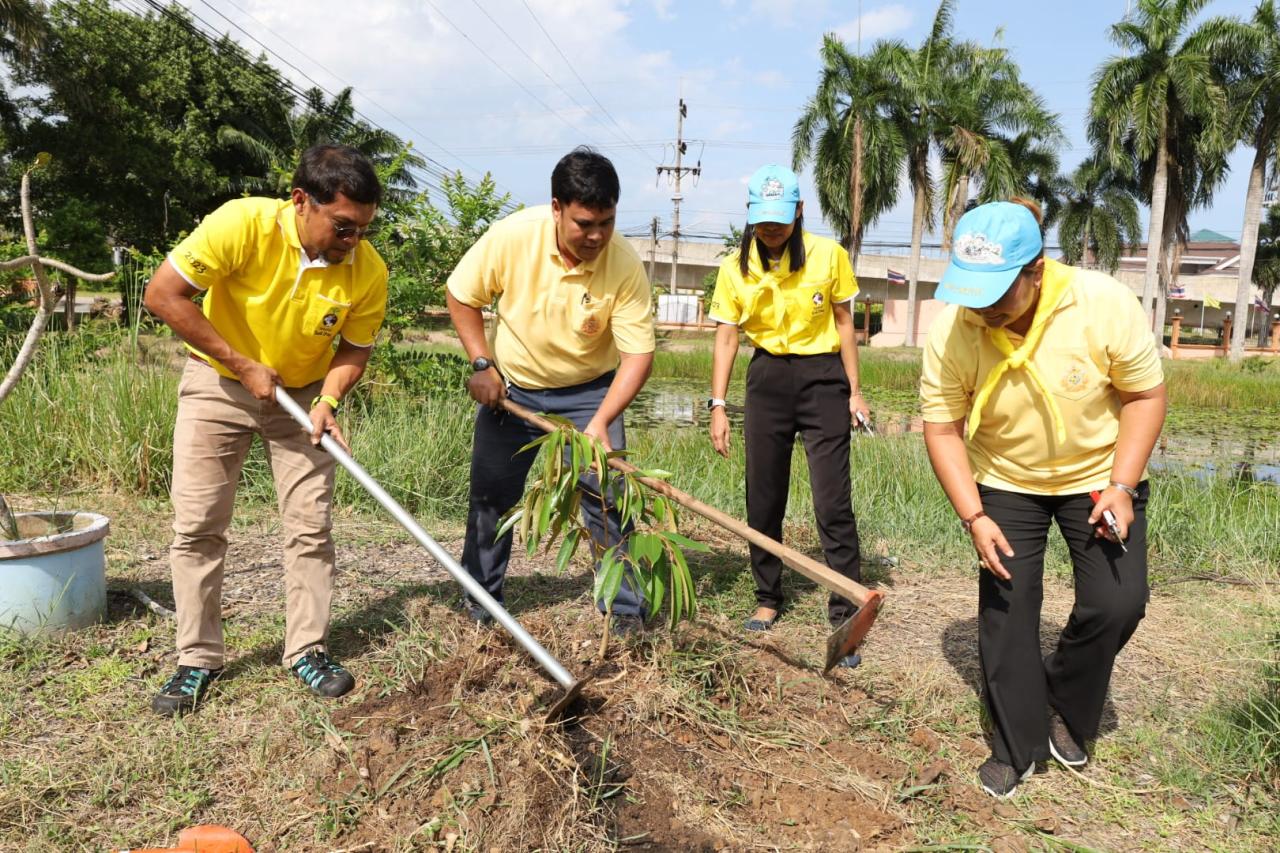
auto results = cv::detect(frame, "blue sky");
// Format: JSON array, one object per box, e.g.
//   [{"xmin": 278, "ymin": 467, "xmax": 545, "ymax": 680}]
[{"xmin": 176, "ymin": 0, "xmax": 1266, "ymax": 248}]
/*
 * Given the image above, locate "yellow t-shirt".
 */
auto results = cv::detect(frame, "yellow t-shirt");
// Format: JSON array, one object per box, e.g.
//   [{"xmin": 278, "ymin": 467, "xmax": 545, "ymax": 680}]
[
  {"xmin": 707, "ymin": 231, "xmax": 858, "ymax": 354},
  {"xmin": 168, "ymin": 197, "xmax": 388, "ymax": 388},
  {"xmin": 446, "ymin": 205, "xmax": 655, "ymax": 389},
  {"xmin": 920, "ymin": 259, "xmax": 1163, "ymax": 495}
]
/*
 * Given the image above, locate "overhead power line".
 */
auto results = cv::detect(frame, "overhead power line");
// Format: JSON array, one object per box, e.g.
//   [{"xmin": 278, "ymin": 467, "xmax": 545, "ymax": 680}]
[
  {"xmin": 186, "ymin": 0, "xmax": 519, "ymax": 202},
  {"xmin": 421, "ymin": 0, "xmax": 650, "ymax": 168},
  {"xmin": 517, "ymin": 0, "xmax": 659, "ymax": 165},
  {"xmin": 467, "ymin": 0, "xmax": 656, "ymax": 161},
  {"xmin": 108, "ymin": 0, "xmax": 520, "ymax": 209}
]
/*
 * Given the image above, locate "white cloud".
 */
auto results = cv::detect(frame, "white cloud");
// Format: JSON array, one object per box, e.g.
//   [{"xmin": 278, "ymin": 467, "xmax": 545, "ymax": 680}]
[
  {"xmin": 830, "ymin": 3, "xmax": 914, "ymax": 46},
  {"xmin": 651, "ymin": 0, "xmax": 676, "ymax": 20}
]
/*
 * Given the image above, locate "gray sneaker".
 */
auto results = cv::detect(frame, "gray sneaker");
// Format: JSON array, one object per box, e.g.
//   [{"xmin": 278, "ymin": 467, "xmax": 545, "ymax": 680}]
[
  {"xmin": 978, "ymin": 757, "xmax": 1034, "ymax": 798},
  {"xmin": 1048, "ymin": 712, "xmax": 1088, "ymax": 767}
]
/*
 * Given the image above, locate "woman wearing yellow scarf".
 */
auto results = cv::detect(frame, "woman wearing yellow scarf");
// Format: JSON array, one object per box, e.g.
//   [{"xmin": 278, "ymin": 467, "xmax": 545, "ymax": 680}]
[
  {"xmin": 706, "ymin": 165, "xmax": 870, "ymax": 668},
  {"xmin": 921, "ymin": 199, "xmax": 1166, "ymax": 798}
]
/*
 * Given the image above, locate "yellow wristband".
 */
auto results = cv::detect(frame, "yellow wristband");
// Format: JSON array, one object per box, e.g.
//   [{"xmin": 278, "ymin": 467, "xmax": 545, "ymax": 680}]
[{"xmin": 310, "ymin": 394, "xmax": 340, "ymax": 412}]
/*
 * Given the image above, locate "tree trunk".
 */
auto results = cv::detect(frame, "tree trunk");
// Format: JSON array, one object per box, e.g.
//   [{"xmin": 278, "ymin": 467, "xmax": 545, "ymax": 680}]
[
  {"xmin": 942, "ymin": 172, "xmax": 969, "ymax": 251},
  {"xmin": 849, "ymin": 113, "xmax": 865, "ymax": 262},
  {"xmin": 905, "ymin": 164, "xmax": 927, "ymax": 348},
  {"xmin": 1154, "ymin": 235, "xmax": 1178, "ymax": 354},
  {"xmin": 1230, "ymin": 143, "xmax": 1266, "ymax": 361},
  {"xmin": 1082, "ymin": 218, "xmax": 1091, "ymax": 269},
  {"xmin": 1142, "ymin": 124, "xmax": 1170, "ymax": 344},
  {"xmin": 63, "ymin": 277, "xmax": 78, "ymax": 332},
  {"xmin": 0, "ymin": 174, "xmax": 58, "ymax": 406}
]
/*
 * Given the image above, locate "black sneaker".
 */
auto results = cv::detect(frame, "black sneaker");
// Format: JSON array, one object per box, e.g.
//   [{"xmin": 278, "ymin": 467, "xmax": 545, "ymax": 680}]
[
  {"xmin": 465, "ymin": 602, "xmax": 495, "ymax": 628},
  {"xmin": 978, "ymin": 757, "xmax": 1033, "ymax": 799},
  {"xmin": 290, "ymin": 648, "xmax": 355, "ymax": 698},
  {"xmin": 1048, "ymin": 712, "xmax": 1088, "ymax": 767},
  {"xmin": 610, "ymin": 614, "xmax": 645, "ymax": 639},
  {"xmin": 152, "ymin": 665, "xmax": 223, "ymax": 717}
]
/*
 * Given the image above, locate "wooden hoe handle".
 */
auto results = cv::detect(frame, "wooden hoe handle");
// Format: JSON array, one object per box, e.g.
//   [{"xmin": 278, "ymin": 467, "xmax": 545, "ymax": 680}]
[{"xmin": 499, "ymin": 398, "xmax": 879, "ymax": 608}]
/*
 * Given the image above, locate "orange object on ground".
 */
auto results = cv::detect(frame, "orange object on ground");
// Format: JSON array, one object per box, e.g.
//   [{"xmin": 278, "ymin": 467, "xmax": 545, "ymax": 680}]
[{"xmin": 116, "ymin": 824, "xmax": 254, "ymax": 853}]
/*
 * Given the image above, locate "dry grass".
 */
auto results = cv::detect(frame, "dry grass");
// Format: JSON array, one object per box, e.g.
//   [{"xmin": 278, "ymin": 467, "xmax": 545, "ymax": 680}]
[{"xmin": 0, "ymin": 494, "xmax": 1276, "ymax": 851}]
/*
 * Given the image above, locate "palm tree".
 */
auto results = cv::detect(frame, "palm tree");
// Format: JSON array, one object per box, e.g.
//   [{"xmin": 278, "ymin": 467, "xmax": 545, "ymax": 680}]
[
  {"xmin": 1090, "ymin": 0, "xmax": 1230, "ymax": 344},
  {"xmin": 219, "ymin": 86, "xmax": 425, "ymax": 202},
  {"xmin": 894, "ymin": 0, "xmax": 962, "ymax": 348},
  {"xmin": 1252, "ymin": 203, "xmax": 1280, "ymax": 346},
  {"xmin": 1193, "ymin": 1, "xmax": 1280, "ymax": 359},
  {"xmin": 0, "ymin": 0, "xmax": 45, "ymax": 63},
  {"xmin": 792, "ymin": 35, "xmax": 908, "ymax": 259},
  {"xmin": 1057, "ymin": 157, "xmax": 1142, "ymax": 272},
  {"xmin": 937, "ymin": 40, "xmax": 1063, "ymax": 247},
  {"xmin": 974, "ymin": 131, "xmax": 1067, "ymax": 229}
]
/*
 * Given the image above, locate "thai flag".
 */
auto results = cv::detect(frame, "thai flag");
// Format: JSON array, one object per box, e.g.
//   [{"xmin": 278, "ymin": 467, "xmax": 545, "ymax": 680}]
[
  {"xmin": 886, "ymin": 268, "xmax": 906, "ymax": 285},
  {"xmin": 1254, "ymin": 295, "xmax": 1271, "ymax": 313},
  {"xmin": 1168, "ymin": 284, "xmax": 1187, "ymax": 299}
]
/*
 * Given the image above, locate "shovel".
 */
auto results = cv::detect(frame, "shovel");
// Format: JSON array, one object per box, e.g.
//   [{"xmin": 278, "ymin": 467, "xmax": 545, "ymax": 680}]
[
  {"xmin": 499, "ymin": 398, "xmax": 885, "ymax": 673},
  {"xmin": 115, "ymin": 823, "xmax": 253, "ymax": 852},
  {"xmin": 275, "ymin": 387, "xmax": 588, "ymax": 721}
]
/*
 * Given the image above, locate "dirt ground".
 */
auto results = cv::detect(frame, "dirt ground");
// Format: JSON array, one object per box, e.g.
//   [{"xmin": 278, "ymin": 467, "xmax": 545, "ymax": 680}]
[
  {"xmin": 2, "ymin": 498, "xmax": 1275, "ymax": 852},
  {"xmin": 32, "ymin": 491, "xmax": 1259, "ymax": 850}
]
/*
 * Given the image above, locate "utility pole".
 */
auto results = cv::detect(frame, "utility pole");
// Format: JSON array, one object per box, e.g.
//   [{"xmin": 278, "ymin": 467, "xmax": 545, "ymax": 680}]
[
  {"xmin": 656, "ymin": 98, "xmax": 700, "ymax": 295},
  {"xmin": 647, "ymin": 216, "xmax": 659, "ymax": 283}
]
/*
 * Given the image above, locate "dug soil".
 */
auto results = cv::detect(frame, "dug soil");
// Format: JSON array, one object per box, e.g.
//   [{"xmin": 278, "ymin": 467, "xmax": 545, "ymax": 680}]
[{"xmin": 31, "ymin": 503, "xmax": 1271, "ymax": 852}]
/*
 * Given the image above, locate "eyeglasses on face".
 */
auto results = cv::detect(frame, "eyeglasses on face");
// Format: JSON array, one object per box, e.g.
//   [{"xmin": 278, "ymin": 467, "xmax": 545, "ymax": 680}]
[{"xmin": 307, "ymin": 194, "xmax": 378, "ymax": 240}]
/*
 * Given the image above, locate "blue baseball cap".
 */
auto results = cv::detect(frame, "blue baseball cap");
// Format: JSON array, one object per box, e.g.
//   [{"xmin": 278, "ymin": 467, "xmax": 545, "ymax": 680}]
[
  {"xmin": 935, "ymin": 202, "xmax": 1043, "ymax": 308},
  {"xmin": 747, "ymin": 164, "xmax": 801, "ymax": 225}
]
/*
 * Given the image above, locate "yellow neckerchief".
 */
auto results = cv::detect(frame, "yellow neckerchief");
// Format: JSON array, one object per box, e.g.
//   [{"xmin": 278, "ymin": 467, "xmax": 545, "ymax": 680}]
[
  {"xmin": 741, "ymin": 233, "xmax": 804, "ymax": 348},
  {"xmin": 967, "ymin": 260, "xmax": 1071, "ymax": 444}
]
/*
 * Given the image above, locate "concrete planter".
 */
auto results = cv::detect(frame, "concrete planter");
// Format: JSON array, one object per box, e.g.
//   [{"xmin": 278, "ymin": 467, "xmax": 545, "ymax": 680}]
[{"xmin": 0, "ymin": 511, "xmax": 110, "ymax": 634}]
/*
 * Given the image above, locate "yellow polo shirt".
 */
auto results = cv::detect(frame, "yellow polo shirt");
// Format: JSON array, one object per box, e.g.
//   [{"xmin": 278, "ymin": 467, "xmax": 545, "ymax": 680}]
[
  {"xmin": 920, "ymin": 259, "xmax": 1164, "ymax": 495},
  {"xmin": 168, "ymin": 198, "xmax": 388, "ymax": 388},
  {"xmin": 707, "ymin": 231, "xmax": 858, "ymax": 354},
  {"xmin": 446, "ymin": 205, "xmax": 655, "ymax": 389}
]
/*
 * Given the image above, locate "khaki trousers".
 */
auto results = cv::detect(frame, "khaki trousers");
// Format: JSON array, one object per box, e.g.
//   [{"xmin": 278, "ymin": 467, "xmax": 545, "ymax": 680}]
[{"xmin": 169, "ymin": 358, "xmax": 336, "ymax": 668}]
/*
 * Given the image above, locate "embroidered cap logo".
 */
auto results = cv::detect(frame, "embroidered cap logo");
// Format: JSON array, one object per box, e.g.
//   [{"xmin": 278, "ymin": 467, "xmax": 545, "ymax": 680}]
[
  {"xmin": 760, "ymin": 177, "xmax": 785, "ymax": 201},
  {"xmin": 954, "ymin": 233, "xmax": 1005, "ymax": 266}
]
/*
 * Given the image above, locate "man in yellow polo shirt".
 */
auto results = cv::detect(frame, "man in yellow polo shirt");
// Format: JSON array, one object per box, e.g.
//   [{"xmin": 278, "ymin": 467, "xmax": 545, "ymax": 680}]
[
  {"xmin": 143, "ymin": 144, "xmax": 388, "ymax": 716},
  {"xmin": 446, "ymin": 147, "xmax": 655, "ymax": 636}
]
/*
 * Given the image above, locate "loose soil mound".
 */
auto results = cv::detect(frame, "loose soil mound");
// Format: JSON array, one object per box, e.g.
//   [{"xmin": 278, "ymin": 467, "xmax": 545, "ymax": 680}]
[{"xmin": 306, "ymin": 598, "xmax": 989, "ymax": 851}]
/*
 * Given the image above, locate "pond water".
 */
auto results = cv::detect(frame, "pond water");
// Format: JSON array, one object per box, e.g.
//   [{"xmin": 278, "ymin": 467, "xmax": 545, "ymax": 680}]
[{"xmin": 630, "ymin": 378, "xmax": 1280, "ymax": 485}]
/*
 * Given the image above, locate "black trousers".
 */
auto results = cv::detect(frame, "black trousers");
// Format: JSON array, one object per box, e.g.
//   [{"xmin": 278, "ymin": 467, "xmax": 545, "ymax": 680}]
[
  {"xmin": 460, "ymin": 372, "xmax": 643, "ymax": 617},
  {"xmin": 743, "ymin": 350, "xmax": 861, "ymax": 625},
  {"xmin": 977, "ymin": 482, "xmax": 1150, "ymax": 771}
]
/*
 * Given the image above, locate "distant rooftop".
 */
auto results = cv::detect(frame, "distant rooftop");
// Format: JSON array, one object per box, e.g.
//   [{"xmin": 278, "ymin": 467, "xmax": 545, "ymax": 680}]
[{"xmin": 1189, "ymin": 228, "xmax": 1235, "ymax": 244}]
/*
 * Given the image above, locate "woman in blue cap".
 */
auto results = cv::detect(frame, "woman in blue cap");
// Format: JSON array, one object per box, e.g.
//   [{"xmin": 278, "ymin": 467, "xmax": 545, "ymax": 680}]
[
  {"xmin": 920, "ymin": 198, "xmax": 1167, "ymax": 798},
  {"xmin": 706, "ymin": 164, "xmax": 870, "ymax": 665}
]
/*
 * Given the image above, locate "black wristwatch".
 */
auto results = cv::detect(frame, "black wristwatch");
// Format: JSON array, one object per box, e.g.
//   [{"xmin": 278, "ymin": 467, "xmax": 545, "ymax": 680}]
[{"xmin": 471, "ymin": 356, "xmax": 493, "ymax": 372}]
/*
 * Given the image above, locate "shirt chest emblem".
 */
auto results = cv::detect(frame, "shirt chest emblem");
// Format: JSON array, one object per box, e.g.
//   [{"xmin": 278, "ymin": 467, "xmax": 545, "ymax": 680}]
[{"xmin": 1060, "ymin": 359, "xmax": 1088, "ymax": 393}]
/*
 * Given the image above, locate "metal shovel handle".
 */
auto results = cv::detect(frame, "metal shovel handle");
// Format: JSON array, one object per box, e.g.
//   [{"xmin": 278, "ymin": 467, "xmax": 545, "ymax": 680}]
[{"xmin": 273, "ymin": 387, "xmax": 582, "ymax": 697}]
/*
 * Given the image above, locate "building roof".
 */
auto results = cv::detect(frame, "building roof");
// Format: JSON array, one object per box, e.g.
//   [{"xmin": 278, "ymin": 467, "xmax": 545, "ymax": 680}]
[{"xmin": 1189, "ymin": 228, "xmax": 1234, "ymax": 244}]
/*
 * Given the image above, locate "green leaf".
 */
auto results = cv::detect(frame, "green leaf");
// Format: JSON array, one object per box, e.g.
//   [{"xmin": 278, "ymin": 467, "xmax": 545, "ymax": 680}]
[
  {"xmin": 633, "ymin": 468, "xmax": 674, "ymax": 480},
  {"xmin": 593, "ymin": 548, "xmax": 624, "ymax": 607},
  {"xmin": 33, "ymin": 152, "xmax": 51, "ymax": 169},
  {"xmin": 628, "ymin": 532, "xmax": 661, "ymax": 565},
  {"xmin": 645, "ymin": 559, "xmax": 666, "ymax": 622},
  {"xmin": 496, "ymin": 508, "xmax": 523, "ymax": 541},
  {"xmin": 555, "ymin": 528, "xmax": 581, "ymax": 573},
  {"xmin": 661, "ymin": 531, "xmax": 711, "ymax": 553}
]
